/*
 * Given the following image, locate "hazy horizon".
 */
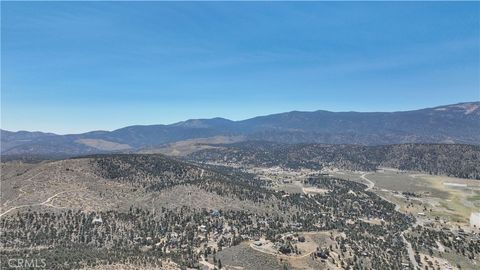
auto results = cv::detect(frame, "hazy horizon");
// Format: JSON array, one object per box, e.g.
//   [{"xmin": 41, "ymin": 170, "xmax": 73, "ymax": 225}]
[
  {"xmin": 2, "ymin": 2, "xmax": 479, "ymax": 134},
  {"xmin": 1, "ymin": 100, "xmax": 478, "ymax": 135}
]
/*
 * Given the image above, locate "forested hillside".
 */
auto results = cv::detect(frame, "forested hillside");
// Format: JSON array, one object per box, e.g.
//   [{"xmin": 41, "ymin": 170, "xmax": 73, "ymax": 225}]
[
  {"xmin": 2, "ymin": 102, "xmax": 479, "ymax": 157},
  {"xmin": 188, "ymin": 142, "xmax": 480, "ymax": 179}
]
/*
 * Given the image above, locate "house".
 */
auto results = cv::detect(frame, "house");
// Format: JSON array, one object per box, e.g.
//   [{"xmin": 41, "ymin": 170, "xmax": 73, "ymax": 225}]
[
  {"xmin": 211, "ymin": 209, "xmax": 221, "ymax": 217},
  {"xmin": 92, "ymin": 216, "xmax": 103, "ymax": 224},
  {"xmin": 315, "ymin": 251, "xmax": 328, "ymax": 259}
]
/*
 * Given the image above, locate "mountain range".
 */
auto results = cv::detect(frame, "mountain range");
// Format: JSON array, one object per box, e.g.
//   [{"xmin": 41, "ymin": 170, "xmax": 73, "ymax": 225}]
[{"xmin": 1, "ymin": 101, "xmax": 479, "ymax": 158}]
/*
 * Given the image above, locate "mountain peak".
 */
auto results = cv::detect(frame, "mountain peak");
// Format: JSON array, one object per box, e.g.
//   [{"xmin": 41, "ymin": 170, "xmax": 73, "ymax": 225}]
[
  {"xmin": 433, "ymin": 102, "xmax": 480, "ymax": 115},
  {"xmin": 172, "ymin": 117, "xmax": 234, "ymax": 128}
]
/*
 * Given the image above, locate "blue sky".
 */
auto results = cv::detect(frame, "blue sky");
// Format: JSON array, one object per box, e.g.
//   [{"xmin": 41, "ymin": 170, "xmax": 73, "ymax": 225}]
[{"xmin": 2, "ymin": 2, "xmax": 479, "ymax": 134}]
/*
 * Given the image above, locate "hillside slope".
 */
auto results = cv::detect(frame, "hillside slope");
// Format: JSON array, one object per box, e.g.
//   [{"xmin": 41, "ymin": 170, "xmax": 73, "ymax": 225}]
[
  {"xmin": 1, "ymin": 153, "xmax": 415, "ymax": 269},
  {"xmin": 188, "ymin": 142, "xmax": 480, "ymax": 179},
  {"xmin": 2, "ymin": 102, "xmax": 479, "ymax": 157}
]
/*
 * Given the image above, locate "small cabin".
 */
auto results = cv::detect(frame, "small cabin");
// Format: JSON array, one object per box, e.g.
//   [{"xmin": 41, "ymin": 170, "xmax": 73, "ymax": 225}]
[{"xmin": 92, "ymin": 217, "xmax": 103, "ymax": 224}]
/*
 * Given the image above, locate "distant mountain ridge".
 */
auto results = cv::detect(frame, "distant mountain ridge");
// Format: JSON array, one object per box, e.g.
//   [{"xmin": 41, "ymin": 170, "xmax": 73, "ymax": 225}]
[{"xmin": 1, "ymin": 101, "xmax": 479, "ymax": 157}]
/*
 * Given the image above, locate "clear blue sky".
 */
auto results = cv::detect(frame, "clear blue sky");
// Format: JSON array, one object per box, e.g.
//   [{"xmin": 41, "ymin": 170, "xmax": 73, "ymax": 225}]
[{"xmin": 2, "ymin": 2, "xmax": 479, "ymax": 134}]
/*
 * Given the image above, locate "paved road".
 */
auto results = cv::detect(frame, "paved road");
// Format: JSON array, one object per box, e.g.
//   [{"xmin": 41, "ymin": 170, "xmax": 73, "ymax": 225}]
[{"xmin": 360, "ymin": 173, "xmax": 418, "ymax": 270}]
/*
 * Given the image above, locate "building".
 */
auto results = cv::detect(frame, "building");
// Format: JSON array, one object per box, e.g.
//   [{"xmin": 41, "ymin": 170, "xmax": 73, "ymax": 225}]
[{"xmin": 470, "ymin": 212, "xmax": 480, "ymax": 227}]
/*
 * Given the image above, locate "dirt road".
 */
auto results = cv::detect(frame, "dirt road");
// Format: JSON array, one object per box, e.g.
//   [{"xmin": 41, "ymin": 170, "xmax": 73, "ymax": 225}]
[{"xmin": 0, "ymin": 189, "xmax": 85, "ymax": 218}]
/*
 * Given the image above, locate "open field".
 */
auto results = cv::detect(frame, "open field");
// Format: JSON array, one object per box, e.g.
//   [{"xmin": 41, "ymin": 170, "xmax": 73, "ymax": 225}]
[
  {"xmin": 332, "ymin": 169, "xmax": 480, "ymax": 225},
  {"xmin": 252, "ymin": 165, "xmax": 479, "ymax": 226},
  {"xmin": 216, "ymin": 242, "xmax": 289, "ymax": 270}
]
